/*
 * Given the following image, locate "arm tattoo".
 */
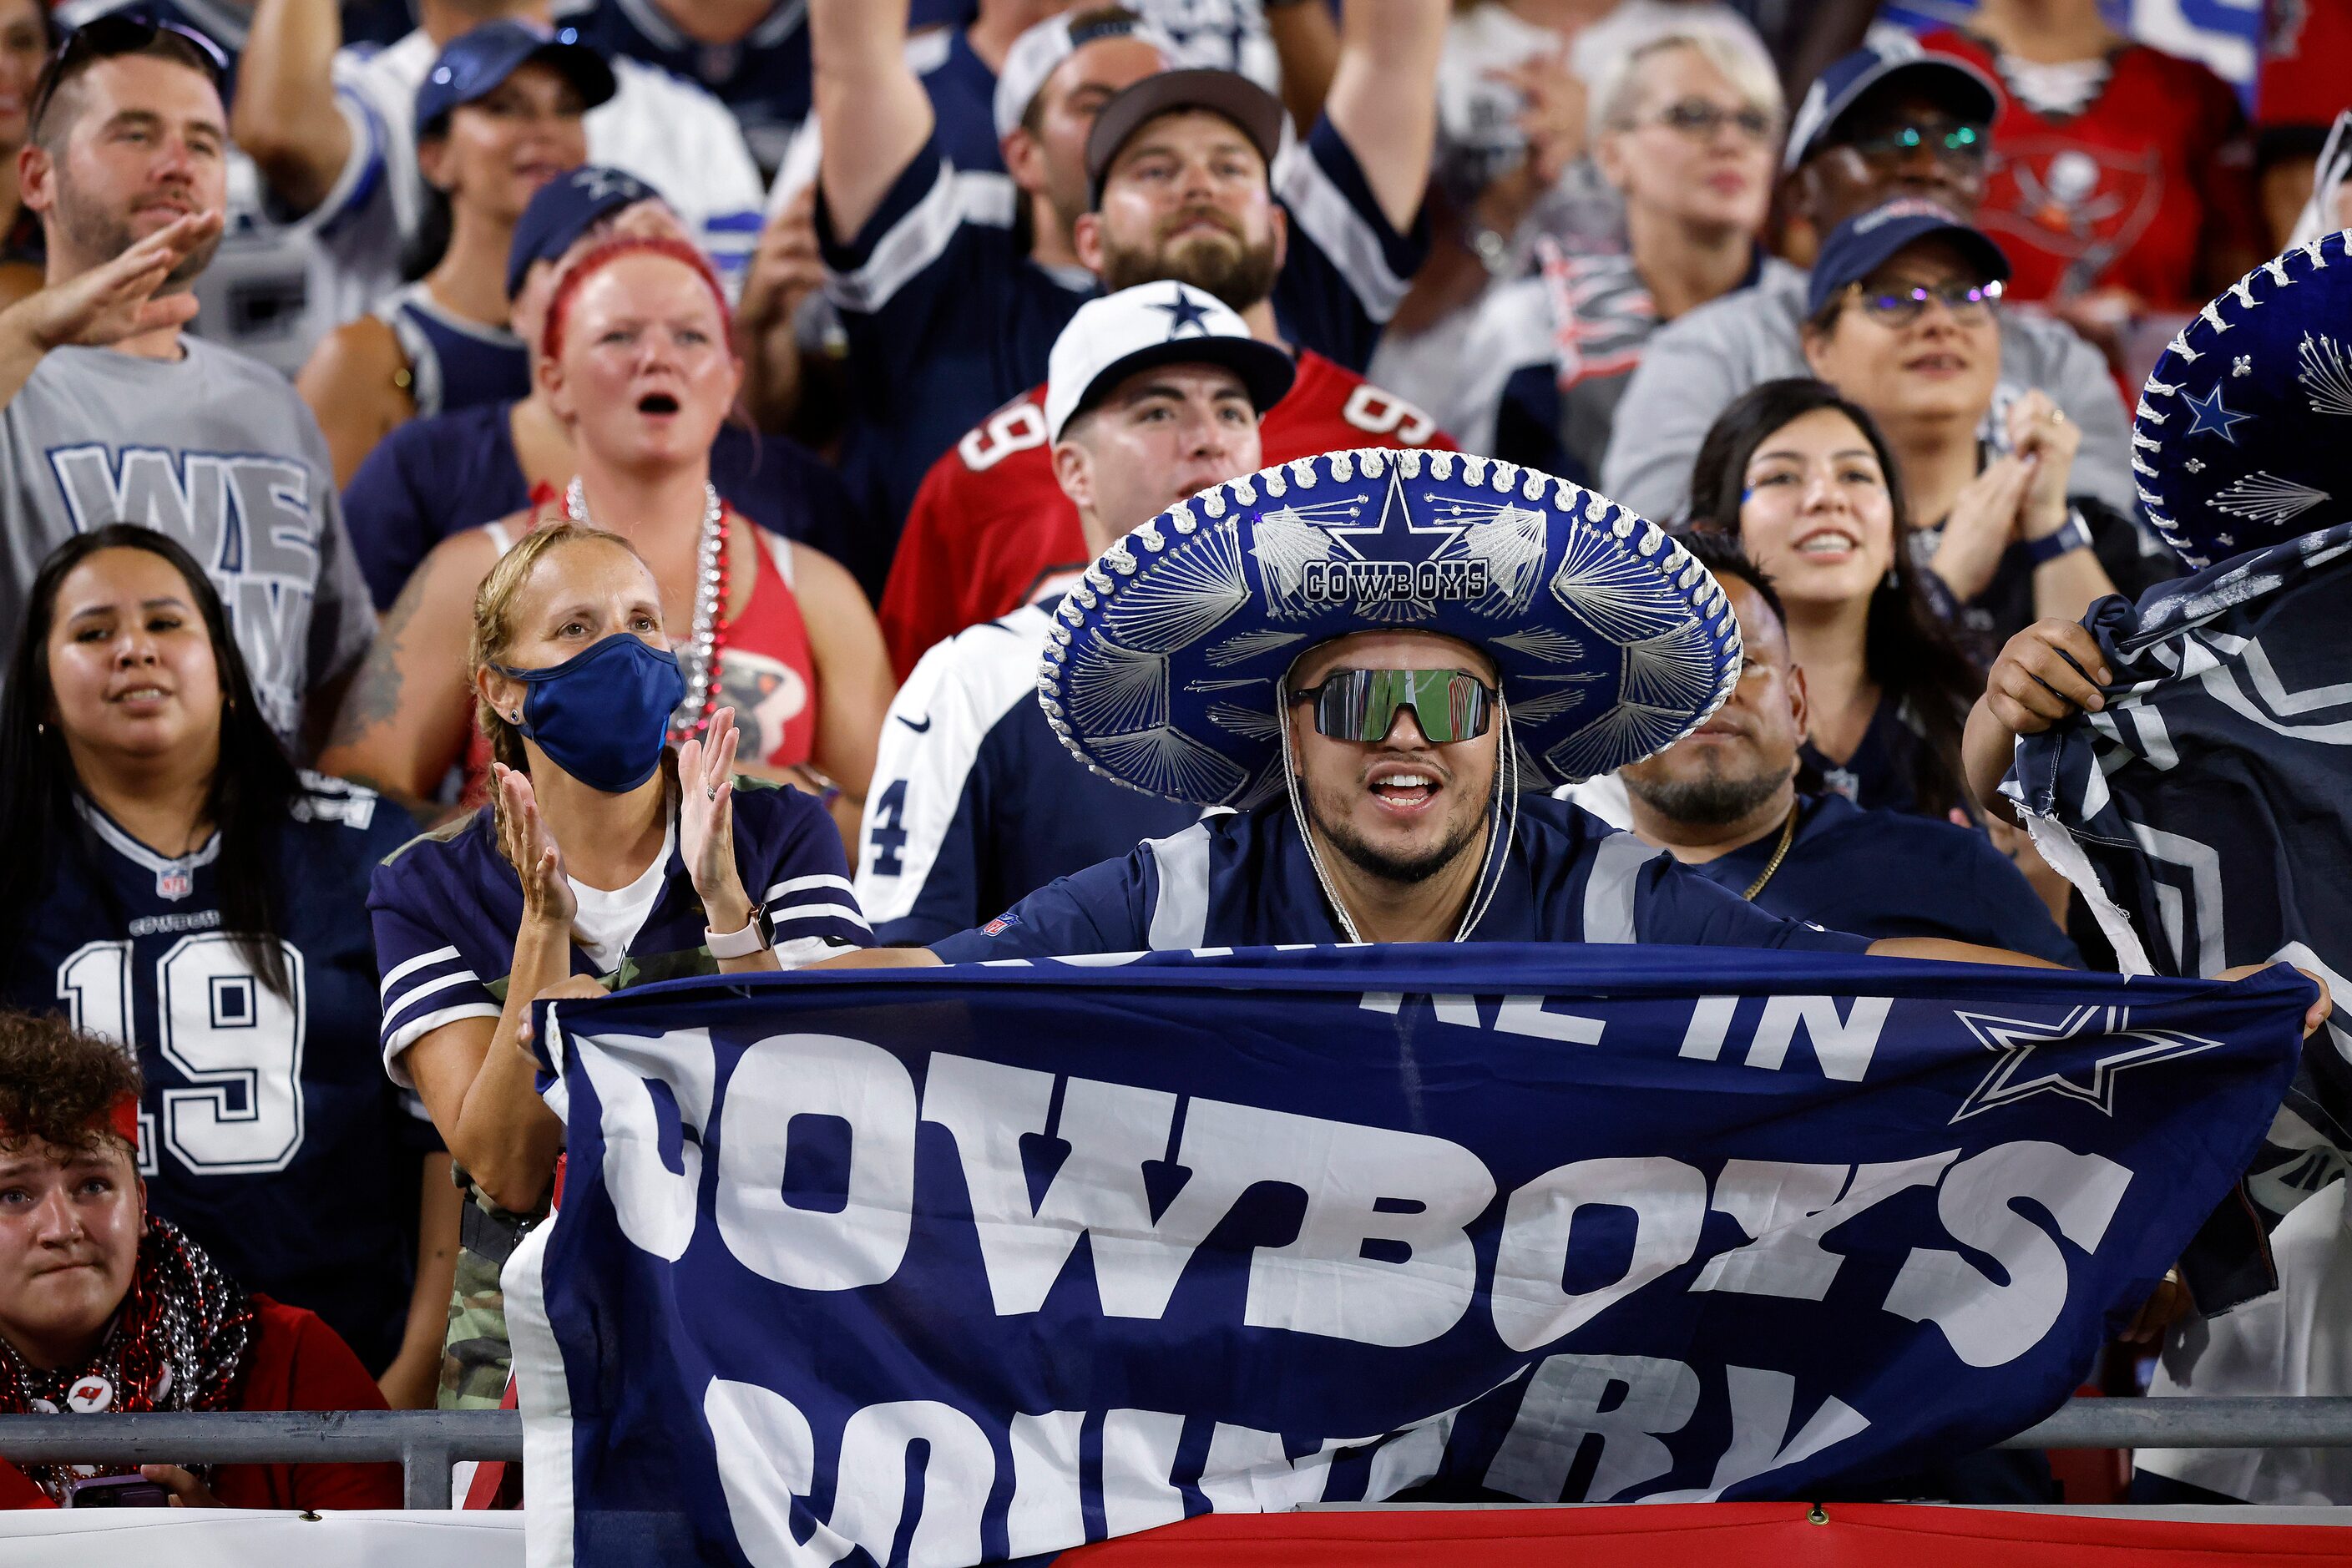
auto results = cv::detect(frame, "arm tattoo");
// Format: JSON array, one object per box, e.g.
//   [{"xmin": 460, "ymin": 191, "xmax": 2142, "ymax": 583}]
[{"xmin": 326, "ymin": 566, "xmax": 429, "ymax": 750}]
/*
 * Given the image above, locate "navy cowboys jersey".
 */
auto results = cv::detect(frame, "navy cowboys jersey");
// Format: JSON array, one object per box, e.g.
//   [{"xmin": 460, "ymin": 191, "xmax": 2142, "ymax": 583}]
[
  {"xmin": 817, "ymin": 115, "xmax": 1429, "ymax": 529},
  {"xmin": 857, "ymin": 603, "xmax": 1200, "ymax": 945},
  {"xmin": 0, "ymin": 776, "xmax": 431, "ymax": 1373},
  {"xmin": 371, "ymin": 778, "xmax": 871, "ymax": 1081},
  {"xmin": 929, "ymin": 796, "xmax": 1878, "ymax": 961},
  {"xmin": 559, "ymin": 0, "xmax": 810, "ymax": 174}
]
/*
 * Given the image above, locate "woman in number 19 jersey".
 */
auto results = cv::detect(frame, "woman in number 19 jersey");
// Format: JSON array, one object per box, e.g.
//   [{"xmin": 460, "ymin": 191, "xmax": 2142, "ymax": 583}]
[{"xmin": 0, "ymin": 525, "xmax": 446, "ymax": 1403}]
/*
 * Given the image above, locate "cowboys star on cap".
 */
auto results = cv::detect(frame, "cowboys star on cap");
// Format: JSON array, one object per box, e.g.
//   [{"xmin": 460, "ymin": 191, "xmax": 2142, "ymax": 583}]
[
  {"xmin": 569, "ymin": 168, "xmax": 647, "ymax": 205},
  {"xmin": 2183, "ymin": 385, "xmax": 2253, "ymax": 443},
  {"xmin": 1948, "ymin": 1004, "xmax": 2222, "ymax": 1123},
  {"xmin": 1148, "ymin": 284, "xmax": 1217, "ymax": 340}
]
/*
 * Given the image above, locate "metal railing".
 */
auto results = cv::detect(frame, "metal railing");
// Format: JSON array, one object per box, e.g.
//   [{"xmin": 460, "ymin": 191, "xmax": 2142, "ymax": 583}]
[
  {"xmin": 6, "ymin": 1399, "xmax": 2352, "ymax": 1510},
  {"xmin": 0, "ymin": 1409, "xmax": 518, "ymax": 1509}
]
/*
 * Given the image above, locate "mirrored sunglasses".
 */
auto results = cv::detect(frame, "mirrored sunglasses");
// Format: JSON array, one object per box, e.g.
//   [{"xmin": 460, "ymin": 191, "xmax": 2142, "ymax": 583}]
[{"xmin": 1291, "ymin": 668, "xmax": 1498, "ymax": 746}]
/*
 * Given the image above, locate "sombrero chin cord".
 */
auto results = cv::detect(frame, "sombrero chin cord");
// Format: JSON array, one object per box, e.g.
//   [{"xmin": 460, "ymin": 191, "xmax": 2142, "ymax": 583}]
[{"xmin": 1277, "ymin": 675, "xmax": 1518, "ymax": 944}]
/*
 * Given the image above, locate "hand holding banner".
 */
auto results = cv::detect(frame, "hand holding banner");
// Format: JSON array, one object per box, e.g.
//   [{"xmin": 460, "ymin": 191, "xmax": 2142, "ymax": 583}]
[{"xmin": 508, "ymin": 945, "xmax": 2308, "ymax": 1566}]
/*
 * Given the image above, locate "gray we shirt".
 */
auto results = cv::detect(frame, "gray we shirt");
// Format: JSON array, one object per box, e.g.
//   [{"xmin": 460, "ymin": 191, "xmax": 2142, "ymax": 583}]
[
  {"xmin": 1599, "ymin": 257, "xmax": 2141, "ymax": 528},
  {"xmin": 0, "ymin": 337, "xmax": 376, "ymax": 741}
]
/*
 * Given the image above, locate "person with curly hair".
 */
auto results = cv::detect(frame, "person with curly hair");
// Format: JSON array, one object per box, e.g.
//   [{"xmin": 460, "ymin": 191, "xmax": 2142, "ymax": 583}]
[{"xmin": 0, "ymin": 1009, "xmax": 400, "ymax": 1509}]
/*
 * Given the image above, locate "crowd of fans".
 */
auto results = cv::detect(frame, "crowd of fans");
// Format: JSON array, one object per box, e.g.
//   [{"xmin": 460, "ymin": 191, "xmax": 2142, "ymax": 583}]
[{"xmin": 0, "ymin": 0, "xmax": 2336, "ymax": 1515}]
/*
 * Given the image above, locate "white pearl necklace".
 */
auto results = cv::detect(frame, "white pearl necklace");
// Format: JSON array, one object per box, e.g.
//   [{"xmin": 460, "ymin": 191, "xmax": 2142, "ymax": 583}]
[{"xmin": 564, "ymin": 475, "xmax": 726, "ymax": 735}]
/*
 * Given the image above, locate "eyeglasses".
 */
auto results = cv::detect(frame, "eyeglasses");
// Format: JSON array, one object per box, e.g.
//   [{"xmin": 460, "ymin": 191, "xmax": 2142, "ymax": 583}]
[
  {"xmin": 29, "ymin": 13, "xmax": 230, "ymax": 140},
  {"xmin": 1646, "ymin": 99, "xmax": 1778, "ymax": 144},
  {"xmin": 1844, "ymin": 277, "xmax": 2003, "ymax": 326},
  {"xmin": 1290, "ymin": 668, "xmax": 1498, "ymax": 746},
  {"xmin": 1845, "ymin": 120, "xmax": 1987, "ymax": 167}
]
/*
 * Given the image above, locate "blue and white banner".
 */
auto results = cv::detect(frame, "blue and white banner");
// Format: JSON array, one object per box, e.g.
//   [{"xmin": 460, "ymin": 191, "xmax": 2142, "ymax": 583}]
[{"xmin": 508, "ymin": 946, "xmax": 2307, "ymax": 1566}]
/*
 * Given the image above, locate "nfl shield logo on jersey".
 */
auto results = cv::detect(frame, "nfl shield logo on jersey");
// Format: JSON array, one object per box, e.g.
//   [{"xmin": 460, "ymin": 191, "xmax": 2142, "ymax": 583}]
[{"xmin": 155, "ymin": 867, "xmax": 192, "ymax": 900}]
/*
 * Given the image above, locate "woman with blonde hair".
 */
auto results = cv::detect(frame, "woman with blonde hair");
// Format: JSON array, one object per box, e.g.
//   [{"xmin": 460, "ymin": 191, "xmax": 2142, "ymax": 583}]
[
  {"xmin": 322, "ymin": 235, "xmax": 893, "ymax": 850},
  {"xmin": 368, "ymin": 522, "xmax": 870, "ymax": 1406}
]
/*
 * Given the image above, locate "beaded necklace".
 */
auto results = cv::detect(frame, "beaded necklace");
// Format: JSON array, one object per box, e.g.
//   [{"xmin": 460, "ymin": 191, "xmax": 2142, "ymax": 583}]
[{"xmin": 564, "ymin": 476, "xmax": 730, "ymax": 739}]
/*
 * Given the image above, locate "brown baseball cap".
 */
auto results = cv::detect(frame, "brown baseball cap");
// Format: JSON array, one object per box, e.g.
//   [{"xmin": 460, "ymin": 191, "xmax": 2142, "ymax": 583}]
[{"xmin": 1085, "ymin": 68, "xmax": 1287, "ymax": 208}]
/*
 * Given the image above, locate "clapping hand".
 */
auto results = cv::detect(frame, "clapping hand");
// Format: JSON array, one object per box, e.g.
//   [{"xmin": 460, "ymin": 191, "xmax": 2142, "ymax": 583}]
[
  {"xmin": 13, "ymin": 210, "xmax": 220, "ymax": 351},
  {"xmin": 677, "ymin": 706, "xmax": 751, "ymax": 927},
  {"xmin": 2006, "ymin": 391, "xmax": 2082, "ymax": 540},
  {"xmin": 495, "ymin": 761, "xmax": 577, "ymax": 928},
  {"xmin": 1930, "ymin": 454, "xmax": 2034, "ymax": 602}
]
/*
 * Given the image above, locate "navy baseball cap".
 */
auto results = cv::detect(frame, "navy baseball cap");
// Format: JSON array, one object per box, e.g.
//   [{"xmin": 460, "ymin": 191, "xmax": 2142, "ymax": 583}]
[
  {"xmin": 1783, "ymin": 39, "xmax": 1999, "ymax": 172},
  {"xmin": 506, "ymin": 164, "xmax": 664, "ymax": 300},
  {"xmin": 416, "ymin": 20, "xmax": 615, "ymax": 140},
  {"xmin": 1805, "ymin": 197, "xmax": 2010, "ymax": 317}
]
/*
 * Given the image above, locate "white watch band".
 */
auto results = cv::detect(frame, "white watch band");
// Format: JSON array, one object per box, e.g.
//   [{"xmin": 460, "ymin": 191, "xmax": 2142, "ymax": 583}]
[{"xmin": 704, "ymin": 913, "xmax": 767, "ymax": 959}]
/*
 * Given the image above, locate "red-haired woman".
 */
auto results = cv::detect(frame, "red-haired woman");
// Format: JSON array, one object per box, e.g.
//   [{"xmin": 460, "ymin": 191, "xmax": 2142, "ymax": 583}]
[{"xmin": 322, "ymin": 236, "xmax": 892, "ymax": 850}]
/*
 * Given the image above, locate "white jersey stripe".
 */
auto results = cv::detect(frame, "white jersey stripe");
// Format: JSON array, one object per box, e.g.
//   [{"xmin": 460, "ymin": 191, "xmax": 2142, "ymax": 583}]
[
  {"xmin": 1276, "ymin": 140, "xmax": 1409, "ymax": 323},
  {"xmin": 825, "ymin": 163, "xmax": 1019, "ymax": 316},
  {"xmin": 1581, "ymin": 831, "xmax": 1658, "ymax": 945},
  {"xmin": 377, "ymin": 944, "xmax": 462, "ymax": 1000},
  {"xmin": 1145, "ymin": 824, "xmax": 1215, "ymax": 951}
]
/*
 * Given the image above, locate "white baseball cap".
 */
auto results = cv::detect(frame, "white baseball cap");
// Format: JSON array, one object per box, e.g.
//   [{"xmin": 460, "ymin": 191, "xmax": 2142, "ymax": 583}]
[
  {"xmin": 992, "ymin": 7, "xmax": 1178, "ymax": 144},
  {"xmin": 1045, "ymin": 281, "xmax": 1296, "ymax": 442}
]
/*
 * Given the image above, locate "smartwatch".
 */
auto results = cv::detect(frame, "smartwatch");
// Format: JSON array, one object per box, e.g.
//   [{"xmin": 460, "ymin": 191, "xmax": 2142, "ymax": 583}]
[
  {"xmin": 2025, "ymin": 507, "xmax": 2092, "ymax": 567},
  {"xmin": 705, "ymin": 904, "xmax": 769, "ymax": 959}
]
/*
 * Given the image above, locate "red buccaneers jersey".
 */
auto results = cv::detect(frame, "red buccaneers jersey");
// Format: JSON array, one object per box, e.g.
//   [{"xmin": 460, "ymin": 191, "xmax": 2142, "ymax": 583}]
[
  {"xmin": 1921, "ymin": 33, "xmax": 2257, "ymax": 310},
  {"xmin": 879, "ymin": 350, "xmax": 1456, "ymax": 677}
]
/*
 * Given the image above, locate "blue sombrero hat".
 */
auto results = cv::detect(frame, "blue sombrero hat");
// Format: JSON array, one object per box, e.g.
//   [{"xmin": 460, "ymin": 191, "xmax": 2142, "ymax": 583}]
[
  {"xmin": 2134, "ymin": 230, "xmax": 2352, "ymax": 569},
  {"xmin": 1037, "ymin": 448, "xmax": 1743, "ymax": 807}
]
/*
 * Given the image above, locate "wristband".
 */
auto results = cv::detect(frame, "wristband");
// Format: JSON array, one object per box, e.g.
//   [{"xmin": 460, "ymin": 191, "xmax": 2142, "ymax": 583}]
[
  {"xmin": 2024, "ymin": 508, "xmax": 2092, "ymax": 567},
  {"xmin": 704, "ymin": 907, "xmax": 768, "ymax": 959}
]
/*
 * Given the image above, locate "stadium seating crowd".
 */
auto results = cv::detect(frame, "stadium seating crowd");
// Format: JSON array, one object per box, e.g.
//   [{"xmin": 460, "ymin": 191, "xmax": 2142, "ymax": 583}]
[{"xmin": 0, "ymin": 0, "xmax": 2341, "ymax": 1516}]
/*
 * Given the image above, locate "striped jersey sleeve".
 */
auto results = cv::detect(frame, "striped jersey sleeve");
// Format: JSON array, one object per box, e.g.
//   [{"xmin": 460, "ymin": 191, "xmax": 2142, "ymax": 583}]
[
  {"xmin": 367, "ymin": 891, "xmax": 502, "ymax": 1089},
  {"xmin": 1270, "ymin": 118, "xmax": 1431, "ymax": 372},
  {"xmin": 740, "ymin": 782, "xmax": 876, "ymax": 965}
]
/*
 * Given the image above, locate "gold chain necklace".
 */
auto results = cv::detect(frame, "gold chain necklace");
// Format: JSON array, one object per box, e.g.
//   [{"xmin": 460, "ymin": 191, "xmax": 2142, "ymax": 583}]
[{"xmin": 1740, "ymin": 804, "xmax": 1801, "ymax": 901}]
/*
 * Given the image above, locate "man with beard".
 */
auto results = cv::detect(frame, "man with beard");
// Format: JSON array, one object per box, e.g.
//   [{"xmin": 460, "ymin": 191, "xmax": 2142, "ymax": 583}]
[
  {"xmin": 1616, "ymin": 533, "xmax": 2078, "ymax": 964},
  {"xmin": 877, "ymin": 58, "xmax": 1453, "ymax": 677},
  {"xmin": 0, "ymin": 21, "xmax": 373, "ymax": 751},
  {"xmin": 858, "ymin": 281, "xmax": 1284, "ymax": 943},
  {"xmin": 812, "ymin": 0, "xmax": 1444, "ymax": 536},
  {"xmin": 818, "ymin": 448, "xmax": 2079, "ymax": 971}
]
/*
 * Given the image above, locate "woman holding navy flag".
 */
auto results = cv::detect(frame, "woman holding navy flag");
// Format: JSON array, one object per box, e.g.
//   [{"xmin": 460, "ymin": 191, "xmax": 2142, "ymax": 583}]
[
  {"xmin": 370, "ymin": 521, "xmax": 871, "ymax": 1408},
  {"xmin": 0, "ymin": 525, "xmax": 453, "ymax": 1410}
]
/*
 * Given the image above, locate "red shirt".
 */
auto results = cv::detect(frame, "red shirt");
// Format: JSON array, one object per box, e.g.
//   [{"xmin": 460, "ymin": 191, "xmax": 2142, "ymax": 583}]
[
  {"xmin": 0, "ymin": 1297, "xmax": 404, "ymax": 1510},
  {"xmin": 1922, "ymin": 32, "xmax": 2258, "ymax": 309},
  {"xmin": 878, "ymin": 350, "xmax": 1458, "ymax": 679},
  {"xmin": 2257, "ymin": 0, "xmax": 2352, "ymax": 127}
]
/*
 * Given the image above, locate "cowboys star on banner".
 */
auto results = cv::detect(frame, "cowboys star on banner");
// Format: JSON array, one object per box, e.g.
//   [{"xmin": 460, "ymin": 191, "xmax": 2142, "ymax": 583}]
[{"xmin": 505, "ymin": 945, "xmax": 2308, "ymax": 1566}]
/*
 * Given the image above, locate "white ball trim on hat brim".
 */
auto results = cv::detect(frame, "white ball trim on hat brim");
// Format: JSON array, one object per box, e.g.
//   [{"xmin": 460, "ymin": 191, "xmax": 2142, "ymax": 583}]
[
  {"xmin": 2132, "ymin": 229, "xmax": 2350, "ymax": 569},
  {"xmin": 1032, "ymin": 446, "xmax": 1747, "ymax": 802}
]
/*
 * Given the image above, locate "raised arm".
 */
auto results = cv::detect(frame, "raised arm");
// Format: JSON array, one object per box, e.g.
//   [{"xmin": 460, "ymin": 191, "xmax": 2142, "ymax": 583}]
[
  {"xmin": 1322, "ymin": 0, "xmax": 1447, "ymax": 234},
  {"xmin": 812, "ymin": 0, "xmax": 934, "ymax": 245},
  {"xmin": 234, "ymin": 0, "xmax": 357, "ymax": 217},
  {"xmin": 0, "ymin": 210, "xmax": 216, "ymax": 407}
]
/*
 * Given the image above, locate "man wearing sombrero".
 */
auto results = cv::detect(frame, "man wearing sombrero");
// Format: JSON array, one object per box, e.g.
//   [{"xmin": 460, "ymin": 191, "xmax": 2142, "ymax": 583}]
[
  {"xmin": 832, "ymin": 448, "xmax": 2066, "ymax": 964},
  {"xmin": 1963, "ymin": 230, "xmax": 2352, "ymax": 1503}
]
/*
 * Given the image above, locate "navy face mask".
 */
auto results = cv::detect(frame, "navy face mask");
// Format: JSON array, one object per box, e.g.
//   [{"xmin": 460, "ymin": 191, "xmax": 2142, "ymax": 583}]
[{"xmin": 493, "ymin": 633, "xmax": 685, "ymax": 794}]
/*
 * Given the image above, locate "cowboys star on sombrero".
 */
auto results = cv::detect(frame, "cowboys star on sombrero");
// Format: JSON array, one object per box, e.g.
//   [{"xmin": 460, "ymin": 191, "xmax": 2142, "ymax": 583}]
[{"xmin": 826, "ymin": 448, "xmax": 2068, "ymax": 965}]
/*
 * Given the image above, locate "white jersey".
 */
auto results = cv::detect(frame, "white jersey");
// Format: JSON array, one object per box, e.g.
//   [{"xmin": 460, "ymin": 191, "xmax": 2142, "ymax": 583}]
[{"xmin": 326, "ymin": 30, "xmax": 767, "ymax": 301}]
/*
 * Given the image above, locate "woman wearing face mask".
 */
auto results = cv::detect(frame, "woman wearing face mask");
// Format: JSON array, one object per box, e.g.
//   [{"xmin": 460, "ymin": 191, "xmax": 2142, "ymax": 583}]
[
  {"xmin": 322, "ymin": 235, "xmax": 893, "ymax": 852},
  {"xmin": 0, "ymin": 1011, "xmax": 401, "ymax": 1509},
  {"xmin": 369, "ymin": 522, "xmax": 872, "ymax": 1409},
  {"xmin": 0, "ymin": 525, "xmax": 452, "ymax": 1411},
  {"xmin": 1688, "ymin": 378, "xmax": 1983, "ymax": 820},
  {"xmin": 298, "ymin": 23, "xmax": 610, "ymax": 488},
  {"xmin": 1797, "ymin": 201, "xmax": 2167, "ymax": 655}
]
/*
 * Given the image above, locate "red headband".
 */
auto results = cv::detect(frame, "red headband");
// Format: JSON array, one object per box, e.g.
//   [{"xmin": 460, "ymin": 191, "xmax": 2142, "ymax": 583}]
[
  {"xmin": 107, "ymin": 1092, "xmax": 140, "ymax": 1150},
  {"xmin": 540, "ymin": 235, "xmax": 733, "ymax": 363}
]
